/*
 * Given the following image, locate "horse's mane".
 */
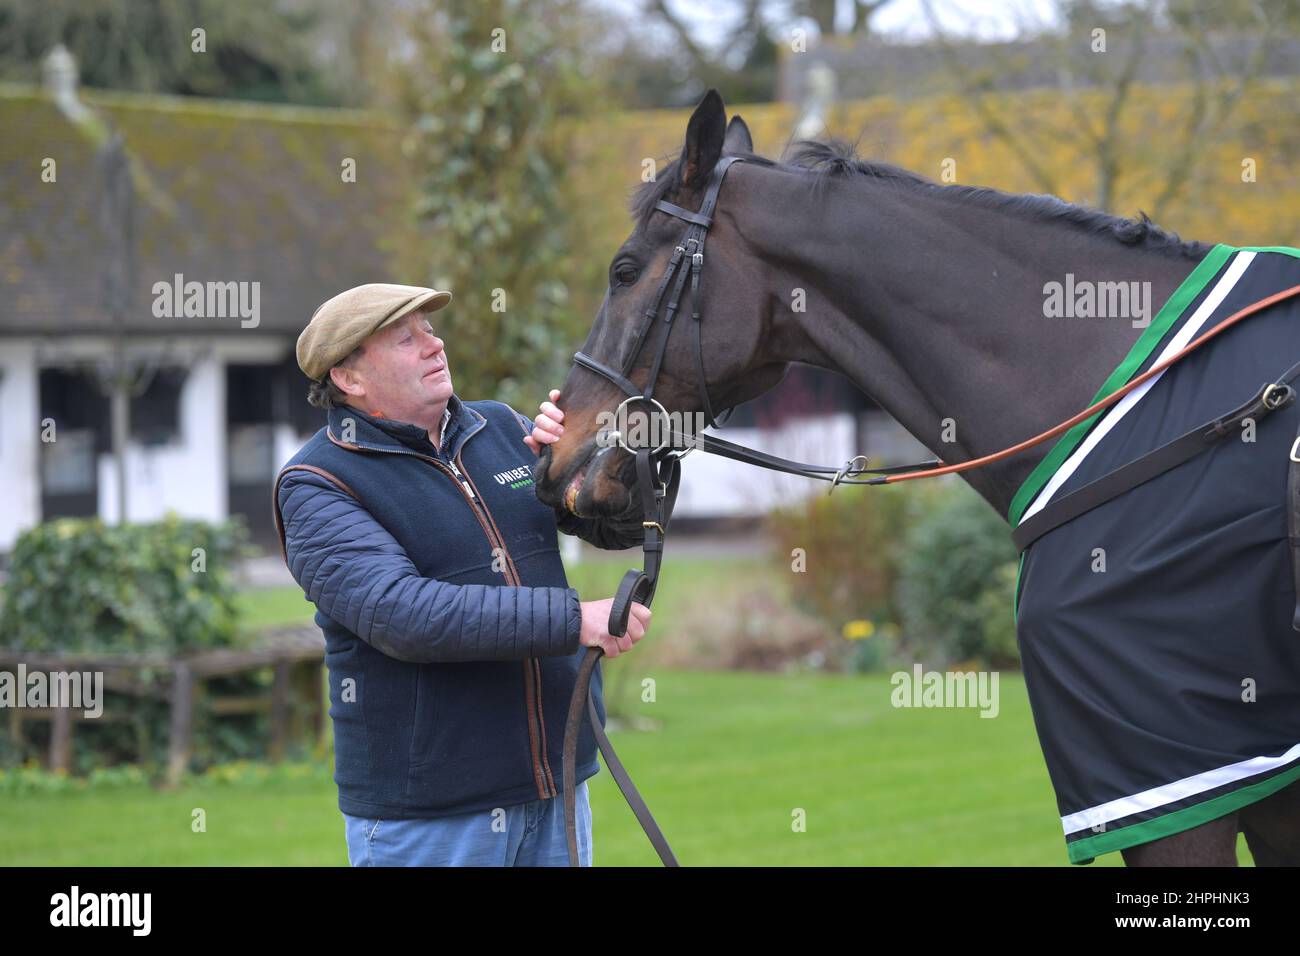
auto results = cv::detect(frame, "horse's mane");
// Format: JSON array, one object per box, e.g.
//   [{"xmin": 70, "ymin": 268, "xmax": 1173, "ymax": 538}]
[{"xmin": 633, "ymin": 137, "xmax": 1209, "ymax": 258}]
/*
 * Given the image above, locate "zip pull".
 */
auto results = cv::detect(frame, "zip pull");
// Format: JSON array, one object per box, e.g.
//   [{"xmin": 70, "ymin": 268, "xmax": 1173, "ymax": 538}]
[{"xmin": 447, "ymin": 458, "xmax": 478, "ymax": 500}]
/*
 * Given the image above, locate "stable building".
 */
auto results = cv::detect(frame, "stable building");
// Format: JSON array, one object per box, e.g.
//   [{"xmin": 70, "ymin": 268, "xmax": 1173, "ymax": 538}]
[
  {"xmin": 0, "ymin": 49, "xmax": 420, "ymax": 550},
  {"xmin": 1, "ymin": 49, "xmax": 910, "ymax": 554}
]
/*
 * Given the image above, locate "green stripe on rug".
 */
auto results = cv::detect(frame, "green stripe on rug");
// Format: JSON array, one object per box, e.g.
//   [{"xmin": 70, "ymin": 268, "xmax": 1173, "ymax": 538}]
[
  {"xmin": 1006, "ymin": 243, "xmax": 1235, "ymax": 526},
  {"xmin": 1066, "ymin": 760, "xmax": 1300, "ymax": 864}
]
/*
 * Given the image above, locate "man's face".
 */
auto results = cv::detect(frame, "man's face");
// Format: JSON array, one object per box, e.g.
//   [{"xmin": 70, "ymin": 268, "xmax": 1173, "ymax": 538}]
[{"xmin": 336, "ymin": 310, "xmax": 452, "ymax": 424}]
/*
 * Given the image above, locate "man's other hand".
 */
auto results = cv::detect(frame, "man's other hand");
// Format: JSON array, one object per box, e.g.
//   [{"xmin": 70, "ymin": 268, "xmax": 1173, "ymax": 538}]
[
  {"xmin": 523, "ymin": 388, "xmax": 564, "ymax": 456},
  {"xmin": 578, "ymin": 598, "xmax": 651, "ymax": 657}
]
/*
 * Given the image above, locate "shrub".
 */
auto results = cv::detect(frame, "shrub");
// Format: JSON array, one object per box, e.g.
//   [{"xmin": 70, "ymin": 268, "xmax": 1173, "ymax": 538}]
[
  {"xmin": 766, "ymin": 483, "xmax": 913, "ymax": 670},
  {"xmin": 0, "ymin": 515, "xmax": 274, "ymax": 776},
  {"xmin": 0, "ymin": 514, "xmax": 249, "ymax": 654},
  {"xmin": 973, "ymin": 560, "xmax": 1021, "ymax": 666},
  {"xmin": 895, "ymin": 481, "xmax": 1020, "ymax": 668}
]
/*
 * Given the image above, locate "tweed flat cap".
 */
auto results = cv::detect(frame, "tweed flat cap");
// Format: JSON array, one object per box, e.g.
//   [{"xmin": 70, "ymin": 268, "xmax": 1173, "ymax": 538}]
[{"xmin": 297, "ymin": 283, "xmax": 452, "ymax": 381}]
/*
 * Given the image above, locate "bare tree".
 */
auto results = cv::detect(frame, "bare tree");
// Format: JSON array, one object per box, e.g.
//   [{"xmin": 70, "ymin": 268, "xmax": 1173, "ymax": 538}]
[
  {"xmin": 640, "ymin": 0, "xmax": 897, "ymax": 102},
  {"xmin": 921, "ymin": 0, "xmax": 1292, "ymax": 217},
  {"xmin": 795, "ymin": 0, "xmax": 894, "ymax": 37},
  {"xmin": 642, "ymin": 0, "xmax": 767, "ymax": 83}
]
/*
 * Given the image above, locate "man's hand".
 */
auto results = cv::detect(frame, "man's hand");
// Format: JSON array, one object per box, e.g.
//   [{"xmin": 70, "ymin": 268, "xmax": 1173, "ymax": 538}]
[
  {"xmin": 523, "ymin": 388, "xmax": 564, "ymax": 457},
  {"xmin": 578, "ymin": 597, "xmax": 651, "ymax": 658}
]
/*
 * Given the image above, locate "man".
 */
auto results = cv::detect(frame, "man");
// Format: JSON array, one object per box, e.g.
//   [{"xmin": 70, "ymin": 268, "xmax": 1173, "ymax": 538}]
[{"xmin": 274, "ymin": 283, "xmax": 656, "ymax": 866}]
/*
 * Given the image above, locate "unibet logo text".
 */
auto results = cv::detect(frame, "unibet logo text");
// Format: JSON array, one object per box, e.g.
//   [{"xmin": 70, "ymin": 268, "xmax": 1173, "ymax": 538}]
[{"xmin": 494, "ymin": 465, "xmax": 534, "ymax": 490}]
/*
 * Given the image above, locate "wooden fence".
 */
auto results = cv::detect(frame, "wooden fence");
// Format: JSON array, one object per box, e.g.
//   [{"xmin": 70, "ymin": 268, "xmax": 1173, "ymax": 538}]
[{"xmin": 1, "ymin": 626, "xmax": 324, "ymax": 785}]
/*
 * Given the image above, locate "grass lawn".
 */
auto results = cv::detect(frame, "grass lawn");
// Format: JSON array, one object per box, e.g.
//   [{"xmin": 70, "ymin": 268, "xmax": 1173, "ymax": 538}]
[
  {"xmin": 193, "ymin": 556, "xmax": 1261, "ymax": 866},
  {"xmin": 234, "ymin": 586, "xmax": 316, "ymax": 630},
  {"xmin": 232, "ymin": 553, "xmax": 772, "ymax": 633},
  {"xmin": 0, "ymin": 668, "xmax": 1257, "ymax": 866}
]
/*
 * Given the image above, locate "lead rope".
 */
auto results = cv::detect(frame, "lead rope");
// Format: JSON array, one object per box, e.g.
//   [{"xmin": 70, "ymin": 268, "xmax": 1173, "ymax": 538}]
[{"xmin": 563, "ymin": 449, "xmax": 681, "ymax": 867}]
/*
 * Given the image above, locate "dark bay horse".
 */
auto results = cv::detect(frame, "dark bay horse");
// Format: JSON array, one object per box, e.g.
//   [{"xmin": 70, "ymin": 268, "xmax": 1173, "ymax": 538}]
[{"xmin": 532, "ymin": 90, "xmax": 1300, "ymax": 866}]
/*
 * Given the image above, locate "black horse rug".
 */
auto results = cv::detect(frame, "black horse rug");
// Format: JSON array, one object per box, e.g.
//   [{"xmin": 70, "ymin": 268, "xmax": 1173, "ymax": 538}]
[{"xmin": 1011, "ymin": 245, "xmax": 1300, "ymax": 864}]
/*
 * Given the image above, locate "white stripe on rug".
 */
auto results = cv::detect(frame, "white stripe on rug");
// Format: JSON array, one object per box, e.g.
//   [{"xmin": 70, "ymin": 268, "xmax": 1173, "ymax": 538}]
[
  {"xmin": 1021, "ymin": 250, "xmax": 1256, "ymax": 524},
  {"xmin": 1062, "ymin": 737, "xmax": 1300, "ymax": 834}
]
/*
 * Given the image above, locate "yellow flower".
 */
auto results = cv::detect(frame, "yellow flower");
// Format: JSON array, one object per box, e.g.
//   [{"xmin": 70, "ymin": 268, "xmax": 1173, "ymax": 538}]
[{"xmin": 842, "ymin": 619, "xmax": 875, "ymax": 640}]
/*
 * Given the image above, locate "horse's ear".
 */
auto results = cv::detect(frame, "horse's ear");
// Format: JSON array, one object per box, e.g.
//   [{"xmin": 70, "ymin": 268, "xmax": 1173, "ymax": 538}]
[
  {"xmin": 724, "ymin": 115, "xmax": 753, "ymax": 155},
  {"xmin": 680, "ymin": 89, "xmax": 727, "ymax": 188}
]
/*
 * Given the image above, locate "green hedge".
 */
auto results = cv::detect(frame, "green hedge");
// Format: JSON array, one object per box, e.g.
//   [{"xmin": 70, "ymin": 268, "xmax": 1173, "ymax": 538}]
[
  {"xmin": 0, "ymin": 515, "xmax": 249, "ymax": 654},
  {"xmin": 0, "ymin": 515, "xmax": 278, "ymax": 776}
]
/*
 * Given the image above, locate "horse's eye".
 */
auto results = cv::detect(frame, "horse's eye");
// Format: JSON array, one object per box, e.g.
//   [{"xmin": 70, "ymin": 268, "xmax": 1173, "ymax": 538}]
[{"xmin": 614, "ymin": 264, "xmax": 639, "ymax": 285}]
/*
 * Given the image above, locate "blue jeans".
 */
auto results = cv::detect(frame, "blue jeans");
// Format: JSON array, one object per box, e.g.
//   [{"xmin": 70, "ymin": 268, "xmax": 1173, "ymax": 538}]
[{"xmin": 343, "ymin": 781, "xmax": 592, "ymax": 867}]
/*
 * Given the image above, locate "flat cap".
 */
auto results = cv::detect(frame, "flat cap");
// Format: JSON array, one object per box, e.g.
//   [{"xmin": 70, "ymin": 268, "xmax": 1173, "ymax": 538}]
[{"xmin": 297, "ymin": 283, "xmax": 452, "ymax": 381}]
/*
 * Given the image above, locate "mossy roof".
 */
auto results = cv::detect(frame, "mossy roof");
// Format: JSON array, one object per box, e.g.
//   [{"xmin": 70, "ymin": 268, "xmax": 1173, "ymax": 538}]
[{"xmin": 0, "ymin": 84, "xmax": 423, "ymax": 337}]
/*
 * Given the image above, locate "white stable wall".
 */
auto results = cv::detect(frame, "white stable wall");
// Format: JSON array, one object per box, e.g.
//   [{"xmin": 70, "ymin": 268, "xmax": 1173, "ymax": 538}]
[
  {"xmin": 672, "ymin": 412, "xmax": 857, "ymax": 518},
  {"xmin": 0, "ymin": 336, "xmax": 305, "ymax": 552},
  {"xmin": 0, "ymin": 341, "xmax": 42, "ymax": 551}
]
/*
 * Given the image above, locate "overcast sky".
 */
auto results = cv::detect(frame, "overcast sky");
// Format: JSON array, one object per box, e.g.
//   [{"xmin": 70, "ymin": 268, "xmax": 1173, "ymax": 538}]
[{"xmin": 594, "ymin": 0, "xmax": 1062, "ymax": 46}]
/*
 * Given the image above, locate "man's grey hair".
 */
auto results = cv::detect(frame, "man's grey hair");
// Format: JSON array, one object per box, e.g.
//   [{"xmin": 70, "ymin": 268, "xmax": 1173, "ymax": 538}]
[{"xmin": 306, "ymin": 346, "xmax": 364, "ymax": 409}]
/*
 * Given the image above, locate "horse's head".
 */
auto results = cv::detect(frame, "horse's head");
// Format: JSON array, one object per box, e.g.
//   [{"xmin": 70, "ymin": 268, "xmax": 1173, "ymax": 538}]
[{"xmin": 534, "ymin": 90, "xmax": 791, "ymax": 519}]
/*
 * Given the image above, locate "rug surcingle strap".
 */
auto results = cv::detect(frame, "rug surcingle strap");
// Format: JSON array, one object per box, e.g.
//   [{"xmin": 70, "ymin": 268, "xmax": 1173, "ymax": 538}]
[{"xmin": 1013, "ymin": 357, "xmax": 1300, "ymax": 554}]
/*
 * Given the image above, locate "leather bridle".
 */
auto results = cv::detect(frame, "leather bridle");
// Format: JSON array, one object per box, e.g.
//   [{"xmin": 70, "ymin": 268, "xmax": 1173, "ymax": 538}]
[
  {"xmin": 570, "ymin": 153, "xmax": 941, "ymax": 494},
  {"xmin": 560, "ymin": 154, "xmax": 937, "ymax": 868},
  {"xmin": 560, "ymin": 157, "xmax": 749, "ymax": 869},
  {"xmin": 573, "ymin": 154, "xmax": 746, "ymax": 436}
]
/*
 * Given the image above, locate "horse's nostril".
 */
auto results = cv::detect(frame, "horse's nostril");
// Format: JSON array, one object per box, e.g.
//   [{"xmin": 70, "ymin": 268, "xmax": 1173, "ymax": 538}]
[{"xmin": 617, "ymin": 452, "xmax": 637, "ymax": 487}]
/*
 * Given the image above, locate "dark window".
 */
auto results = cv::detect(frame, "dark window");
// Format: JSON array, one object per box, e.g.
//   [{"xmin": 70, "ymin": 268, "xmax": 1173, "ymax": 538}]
[
  {"xmin": 130, "ymin": 367, "xmax": 187, "ymax": 446},
  {"xmin": 227, "ymin": 363, "xmax": 276, "ymax": 425},
  {"xmin": 40, "ymin": 365, "xmax": 188, "ymax": 451},
  {"xmin": 227, "ymin": 359, "xmax": 324, "ymax": 436},
  {"xmin": 40, "ymin": 368, "xmax": 110, "ymax": 453},
  {"xmin": 275, "ymin": 355, "xmax": 327, "ymax": 434},
  {"xmin": 38, "ymin": 369, "xmax": 105, "ymax": 517}
]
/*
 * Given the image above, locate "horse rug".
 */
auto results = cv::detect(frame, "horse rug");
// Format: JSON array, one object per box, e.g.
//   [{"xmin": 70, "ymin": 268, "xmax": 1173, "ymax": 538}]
[{"xmin": 1011, "ymin": 245, "xmax": 1300, "ymax": 864}]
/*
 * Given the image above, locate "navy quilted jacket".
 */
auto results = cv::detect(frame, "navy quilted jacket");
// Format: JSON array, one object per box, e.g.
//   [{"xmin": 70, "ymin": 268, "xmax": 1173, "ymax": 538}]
[{"xmin": 273, "ymin": 394, "xmax": 643, "ymax": 819}]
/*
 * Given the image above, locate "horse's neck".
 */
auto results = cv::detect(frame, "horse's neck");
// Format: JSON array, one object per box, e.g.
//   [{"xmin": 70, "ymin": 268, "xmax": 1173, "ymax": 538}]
[{"xmin": 747, "ymin": 174, "xmax": 1204, "ymax": 516}]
